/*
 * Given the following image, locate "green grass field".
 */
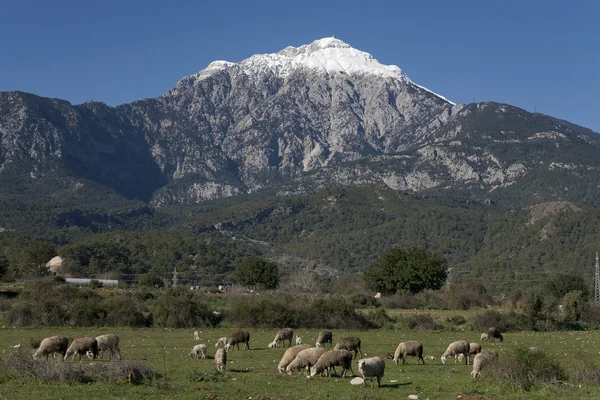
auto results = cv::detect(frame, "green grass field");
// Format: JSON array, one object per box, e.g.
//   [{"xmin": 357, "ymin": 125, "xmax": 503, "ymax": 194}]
[{"xmin": 1, "ymin": 326, "xmax": 599, "ymax": 400}]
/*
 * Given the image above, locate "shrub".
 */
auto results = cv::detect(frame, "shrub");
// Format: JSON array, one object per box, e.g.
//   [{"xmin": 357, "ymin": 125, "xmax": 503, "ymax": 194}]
[
  {"xmin": 581, "ymin": 301, "xmax": 600, "ymax": 325},
  {"xmin": 401, "ymin": 313, "xmax": 441, "ymax": 330},
  {"xmin": 486, "ymin": 347, "xmax": 567, "ymax": 391},
  {"xmin": 151, "ymin": 288, "xmax": 221, "ymax": 328},
  {"xmin": 0, "ymin": 350, "xmax": 160, "ymax": 384},
  {"xmin": 474, "ymin": 310, "xmax": 529, "ymax": 332},
  {"xmin": 571, "ymin": 354, "xmax": 600, "ymax": 385},
  {"xmin": 562, "ymin": 290, "xmax": 585, "ymax": 322},
  {"xmin": 88, "ymin": 279, "xmax": 102, "ymax": 289}
]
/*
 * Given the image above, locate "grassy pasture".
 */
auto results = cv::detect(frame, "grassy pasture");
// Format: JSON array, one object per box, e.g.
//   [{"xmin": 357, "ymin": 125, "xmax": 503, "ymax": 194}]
[{"xmin": 1, "ymin": 327, "xmax": 599, "ymax": 399}]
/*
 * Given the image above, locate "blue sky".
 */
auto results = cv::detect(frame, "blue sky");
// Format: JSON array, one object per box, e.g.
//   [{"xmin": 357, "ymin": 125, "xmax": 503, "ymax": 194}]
[{"xmin": 2, "ymin": 0, "xmax": 598, "ymax": 131}]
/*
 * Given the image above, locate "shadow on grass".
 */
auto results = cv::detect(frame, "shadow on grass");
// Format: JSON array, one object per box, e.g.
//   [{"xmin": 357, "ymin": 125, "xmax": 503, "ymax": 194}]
[{"xmin": 228, "ymin": 369, "xmax": 252, "ymax": 373}]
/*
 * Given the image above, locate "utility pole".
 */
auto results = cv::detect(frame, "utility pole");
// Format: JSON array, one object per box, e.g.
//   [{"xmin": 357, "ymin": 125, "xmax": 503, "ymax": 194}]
[
  {"xmin": 172, "ymin": 267, "xmax": 178, "ymax": 288},
  {"xmin": 595, "ymin": 252, "xmax": 600, "ymax": 302}
]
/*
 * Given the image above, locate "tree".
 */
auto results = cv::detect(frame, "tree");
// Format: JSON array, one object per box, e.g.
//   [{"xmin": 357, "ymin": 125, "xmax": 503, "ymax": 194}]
[
  {"xmin": 17, "ymin": 241, "xmax": 56, "ymax": 277},
  {"xmin": 363, "ymin": 246, "xmax": 447, "ymax": 294},
  {"xmin": 235, "ymin": 257, "xmax": 279, "ymax": 289},
  {"xmin": 563, "ymin": 290, "xmax": 585, "ymax": 322},
  {"xmin": 544, "ymin": 273, "xmax": 589, "ymax": 300}
]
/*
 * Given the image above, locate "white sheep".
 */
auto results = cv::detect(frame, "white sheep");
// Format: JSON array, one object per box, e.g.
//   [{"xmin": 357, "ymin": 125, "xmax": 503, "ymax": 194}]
[
  {"xmin": 193, "ymin": 331, "xmax": 200, "ymax": 341},
  {"xmin": 471, "ymin": 350, "xmax": 499, "ymax": 378},
  {"xmin": 480, "ymin": 333, "xmax": 488, "ymax": 342},
  {"xmin": 33, "ymin": 336, "xmax": 69, "ymax": 360},
  {"xmin": 441, "ymin": 340, "xmax": 470, "ymax": 365},
  {"xmin": 277, "ymin": 344, "xmax": 311, "ymax": 373},
  {"xmin": 95, "ymin": 334, "xmax": 121, "ymax": 361},
  {"xmin": 190, "ymin": 343, "xmax": 208, "ymax": 359},
  {"xmin": 64, "ymin": 337, "xmax": 98, "ymax": 361},
  {"xmin": 296, "ymin": 336, "xmax": 303, "ymax": 345},
  {"xmin": 393, "ymin": 341, "xmax": 424, "ymax": 365},
  {"xmin": 310, "ymin": 349, "xmax": 354, "ymax": 378},
  {"xmin": 357, "ymin": 357, "xmax": 385, "ymax": 387},
  {"xmin": 286, "ymin": 347, "xmax": 327, "ymax": 375},
  {"xmin": 316, "ymin": 329, "xmax": 333, "ymax": 348},
  {"xmin": 215, "ymin": 347, "xmax": 227, "ymax": 372},
  {"xmin": 215, "ymin": 337, "xmax": 228, "ymax": 347}
]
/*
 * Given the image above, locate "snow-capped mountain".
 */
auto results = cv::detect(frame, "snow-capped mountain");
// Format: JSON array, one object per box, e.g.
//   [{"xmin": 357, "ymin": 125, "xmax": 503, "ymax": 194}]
[{"xmin": 0, "ymin": 37, "xmax": 598, "ymax": 208}]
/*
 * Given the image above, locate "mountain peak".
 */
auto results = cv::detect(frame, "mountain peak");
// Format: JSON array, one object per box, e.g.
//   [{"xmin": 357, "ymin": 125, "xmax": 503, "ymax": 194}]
[{"xmin": 183, "ymin": 37, "xmax": 454, "ymax": 105}]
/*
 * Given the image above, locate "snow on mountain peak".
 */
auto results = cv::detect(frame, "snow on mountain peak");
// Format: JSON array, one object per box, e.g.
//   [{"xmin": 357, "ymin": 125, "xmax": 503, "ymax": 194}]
[{"xmin": 190, "ymin": 37, "xmax": 454, "ymax": 104}]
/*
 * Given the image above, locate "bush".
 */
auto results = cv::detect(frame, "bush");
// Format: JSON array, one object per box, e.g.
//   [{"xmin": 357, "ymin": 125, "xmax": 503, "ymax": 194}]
[
  {"xmin": 571, "ymin": 354, "xmax": 600, "ymax": 385},
  {"xmin": 562, "ymin": 290, "xmax": 585, "ymax": 322},
  {"xmin": 226, "ymin": 293, "xmax": 374, "ymax": 329},
  {"xmin": 401, "ymin": 313, "xmax": 441, "ymax": 330},
  {"xmin": 88, "ymin": 279, "xmax": 102, "ymax": 289},
  {"xmin": 151, "ymin": 288, "xmax": 221, "ymax": 328},
  {"xmin": 474, "ymin": 310, "xmax": 529, "ymax": 332},
  {"xmin": 0, "ymin": 350, "xmax": 160, "ymax": 384},
  {"xmin": 486, "ymin": 347, "xmax": 567, "ymax": 391}
]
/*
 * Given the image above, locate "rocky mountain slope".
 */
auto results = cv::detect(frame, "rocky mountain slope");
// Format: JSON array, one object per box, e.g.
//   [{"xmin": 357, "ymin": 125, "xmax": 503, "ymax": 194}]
[{"xmin": 1, "ymin": 37, "xmax": 599, "ymax": 212}]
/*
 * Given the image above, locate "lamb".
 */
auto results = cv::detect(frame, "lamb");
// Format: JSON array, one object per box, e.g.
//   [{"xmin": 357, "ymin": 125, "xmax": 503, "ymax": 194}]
[
  {"xmin": 315, "ymin": 329, "xmax": 333, "ymax": 348},
  {"xmin": 215, "ymin": 347, "xmax": 227, "ymax": 372},
  {"xmin": 33, "ymin": 336, "xmax": 69, "ymax": 360},
  {"xmin": 215, "ymin": 337, "xmax": 228, "ymax": 347},
  {"xmin": 441, "ymin": 340, "xmax": 470, "ymax": 365},
  {"xmin": 296, "ymin": 336, "xmax": 303, "ymax": 345},
  {"xmin": 193, "ymin": 331, "xmax": 200, "ymax": 341},
  {"xmin": 393, "ymin": 341, "xmax": 424, "ymax": 365},
  {"xmin": 487, "ymin": 327, "xmax": 504, "ymax": 342},
  {"xmin": 310, "ymin": 349, "xmax": 354, "ymax": 378},
  {"xmin": 480, "ymin": 333, "xmax": 488, "ymax": 341},
  {"xmin": 225, "ymin": 330, "xmax": 250, "ymax": 351},
  {"xmin": 64, "ymin": 337, "xmax": 98, "ymax": 361},
  {"xmin": 457, "ymin": 343, "xmax": 482, "ymax": 363},
  {"xmin": 95, "ymin": 334, "xmax": 120, "ymax": 361},
  {"xmin": 286, "ymin": 347, "xmax": 327, "ymax": 375},
  {"xmin": 471, "ymin": 350, "xmax": 499, "ymax": 378},
  {"xmin": 277, "ymin": 344, "xmax": 311, "ymax": 373},
  {"xmin": 269, "ymin": 328, "xmax": 294, "ymax": 348},
  {"xmin": 190, "ymin": 343, "xmax": 208, "ymax": 359},
  {"xmin": 334, "ymin": 337, "xmax": 362, "ymax": 358},
  {"xmin": 357, "ymin": 357, "xmax": 385, "ymax": 388}
]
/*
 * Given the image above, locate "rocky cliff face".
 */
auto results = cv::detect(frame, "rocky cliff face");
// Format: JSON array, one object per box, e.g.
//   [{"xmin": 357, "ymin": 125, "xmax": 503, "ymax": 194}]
[{"xmin": 0, "ymin": 38, "xmax": 598, "ymax": 208}]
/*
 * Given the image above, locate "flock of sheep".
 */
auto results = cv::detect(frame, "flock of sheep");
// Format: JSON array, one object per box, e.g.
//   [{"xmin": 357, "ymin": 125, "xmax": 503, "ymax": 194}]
[
  {"xmin": 32, "ymin": 334, "xmax": 121, "ymax": 361},
  {"xmin": 190, "ymin": 326, "xmax": 506, "ymax": 387}
]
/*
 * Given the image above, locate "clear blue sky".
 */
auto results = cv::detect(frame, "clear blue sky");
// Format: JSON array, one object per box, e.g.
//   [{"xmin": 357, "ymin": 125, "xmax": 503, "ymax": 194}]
[{"xmin": 2, "ymin": 0, "xmax": 598, "ymax": 131}]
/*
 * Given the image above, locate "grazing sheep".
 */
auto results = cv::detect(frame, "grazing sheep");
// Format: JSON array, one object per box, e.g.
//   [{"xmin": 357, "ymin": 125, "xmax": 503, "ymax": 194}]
[
  {"xmin": 310, "ymin": 349, "xmax": 354, "ymax": 378},
  {"xmin": 358, "ymin": 357, "xmax": 385, "ymax": 388},
  {"xmin": 277, "ymin": 344, "xmax": 311, "ymax": 373},
  {"xmin": 193, "ymin": 331, "xmax": 200, "ymax": 341},
  {"xmin": 215, "ymin": 347, "xmax": 227, "ymax": 372},
  {"xmin": 215, "ymin": 337, "xmax": 228, "ymax": 347},
  {"xmin": 457, "ymin": 343, "xmax": 482, "ymax": 363},
  {"xmin": 487, "ymin": 327, "xmax": 504, "ymax": 342},
  {"xmin": 190, "ymin": 343, "xmax": 208, "ymax": 359},
  {"xmin": 441, "ymin": 340, "xmax": 470, "ymax": 365},
  {"xmin": 334, "ymin": 337, "xmax": 362, "ymax": 358},
  {"xmin": 393, "ymin": 341, "xmax": 424, "ymax": 365},
  {"xmin": 286, "ymin": 347, "xmax": 327, "ymax": 375},
  {"xmin": 316, "ymin": 329, "xmax": 333, "ymax": 348},
  {"xmin": 95, "ymin": 334, "xmax": 121, "ymax": 361},
  {"xmin": 480, "ymin": 333, "xmax": 488, "ymax": 341},
  {"xmin": 64, "ymin": 337, "xmax": 98, "ymax": 361},
  {"xmin": 471, "ymin": 350, "xmax": 499, "ymax": 378},
  {"xmin": 33, "ymin": 336, "xmax": 69, "ymax": 360},
  {"xmin": 296, "ymin": 336, "xmax": 303, "ymax": 345},
  {"xmin": 225, "ymin": 330, "xmax": 250, "ymax": 351},
  {"xmin": 269, "ymin": 328, "xmax": 294, "ymax": 348}
]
